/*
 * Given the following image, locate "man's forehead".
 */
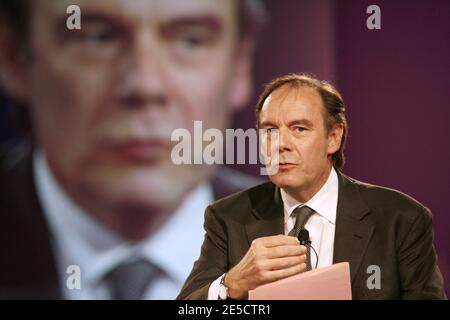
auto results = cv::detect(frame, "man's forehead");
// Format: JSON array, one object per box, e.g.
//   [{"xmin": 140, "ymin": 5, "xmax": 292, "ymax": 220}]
[
  {"xmin": 35, "ymin": 0, "xmax": 237, "ymax": 23},
  {"xmin": 262, "ymin": 85, "xmax": 322, "ymax": 112}
]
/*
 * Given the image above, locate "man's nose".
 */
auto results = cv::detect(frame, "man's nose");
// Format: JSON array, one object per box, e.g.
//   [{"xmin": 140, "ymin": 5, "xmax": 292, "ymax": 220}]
[
  {"xmin": 115, "ymin": 34, "xmax": 168, "ymax": 109},
  {"xmin": 278, "ymin": 127, "xmax": 293, "ymax": 152}
]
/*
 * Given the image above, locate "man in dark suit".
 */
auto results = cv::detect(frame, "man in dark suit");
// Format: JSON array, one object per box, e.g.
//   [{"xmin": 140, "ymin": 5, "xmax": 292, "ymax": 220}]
[
  {"xmin": 178, "ymin": 74, "xmax": 446, "ymax": 300},
  {"xmin": 0, "ymin": 0, "xmax": 263, "ymax": 299}
]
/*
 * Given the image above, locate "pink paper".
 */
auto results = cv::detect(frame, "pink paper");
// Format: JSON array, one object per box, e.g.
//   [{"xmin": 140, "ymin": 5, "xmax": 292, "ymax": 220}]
[{"xmin": 249, "ymin": 262, "xmax": 352, "ymax": 300}]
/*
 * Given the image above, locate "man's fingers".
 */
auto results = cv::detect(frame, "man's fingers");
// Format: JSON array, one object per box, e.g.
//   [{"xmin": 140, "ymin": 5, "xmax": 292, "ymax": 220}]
[
  {"xmin": 264, "ymin": 244, "xmax": 307, "ymax": 258},
  {"xmin": 253, "ymin": 235, "xmax": 299, "ymax": 248},
  {"xmin": 264, "ymin": 255, "xmax": 306, "ymax": 271},
  {"xmin": 265, "ymin": 263, "xmax": 307, "ymax": 283}
]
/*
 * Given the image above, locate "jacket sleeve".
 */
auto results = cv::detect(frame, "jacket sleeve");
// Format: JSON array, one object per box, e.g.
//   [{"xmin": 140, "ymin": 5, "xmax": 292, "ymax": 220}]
[
  {"xmin": 177, "ymin": 205, "xmax": 229, "ymax": 300},
  {"xmin": 397, "ymin": 207, "xmax": 446, "ymax": 299}
]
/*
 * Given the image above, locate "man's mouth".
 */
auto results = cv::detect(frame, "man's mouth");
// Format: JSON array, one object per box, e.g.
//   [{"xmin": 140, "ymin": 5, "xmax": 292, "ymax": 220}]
[
  {"xmin": 277, "ymin": 162, "xmax": 298, "ymax": 169},
  {"xmin": 96, "ymin": 138, "xmax": 171, "ymax": 163}
]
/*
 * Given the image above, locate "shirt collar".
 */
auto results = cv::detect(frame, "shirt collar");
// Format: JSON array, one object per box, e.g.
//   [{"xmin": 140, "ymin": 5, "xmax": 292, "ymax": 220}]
[
  {"xmin": 33, "ymin": 149, "xmax": 212, "ymax": 287},
  {"xmin": 280, "ymin": 167, "xmax": 339, "ymax": 224},
  {"xmin": 137, "ymin": 181, "xmax": 213, "ymax": 284}
]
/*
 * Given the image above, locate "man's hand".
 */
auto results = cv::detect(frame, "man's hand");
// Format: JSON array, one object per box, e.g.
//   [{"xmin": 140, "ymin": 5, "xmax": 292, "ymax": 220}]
[{"xmin": 224, "ymin": 234, "xmax": 307, "ymax": 299}]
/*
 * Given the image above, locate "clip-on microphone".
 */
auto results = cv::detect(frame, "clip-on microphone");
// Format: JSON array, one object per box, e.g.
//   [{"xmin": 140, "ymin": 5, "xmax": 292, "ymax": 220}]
[
  {"xmin": 297, "ymin": 228, "xmax": 318, "ymax": 269},
  {"xmin": 298, "ymin": 228, "xmax": 311, "ymax": 245}
]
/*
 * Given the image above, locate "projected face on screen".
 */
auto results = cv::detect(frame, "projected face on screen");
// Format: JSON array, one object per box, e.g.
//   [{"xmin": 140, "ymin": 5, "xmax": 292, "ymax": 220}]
[{"xmin": 2, "ymin": 0, "xmax": 253, "ymax": 237}]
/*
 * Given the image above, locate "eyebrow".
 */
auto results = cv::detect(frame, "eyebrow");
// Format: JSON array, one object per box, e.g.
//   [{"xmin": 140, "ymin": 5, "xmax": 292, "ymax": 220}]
[
  {"xmin": 159, "ymin": 14, "xmax": 224, "ymax": 35},
  {"xmin": 287, "ymin": 119, "xmax": 314, "ymax": 127},
  {"xmin": 259, "ymin": 119, "xmax": 314, "ymax": 128},
  {"xmin": 56, "ymin": 11, "xmax": 128, "ymax": 34},
  {"xmin": 259, "ymin": 120, "xmax": 277, "ymax": 128}
]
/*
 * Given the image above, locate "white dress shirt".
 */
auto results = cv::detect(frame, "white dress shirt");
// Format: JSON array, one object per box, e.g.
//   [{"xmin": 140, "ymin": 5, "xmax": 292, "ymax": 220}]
[
  {"xmin": 208, "ymin": 167, "xmax": 339, "ymax": 299},
  {"xmin": 33, "ymin": 150, "xmax": 212, "ymax": 300}
]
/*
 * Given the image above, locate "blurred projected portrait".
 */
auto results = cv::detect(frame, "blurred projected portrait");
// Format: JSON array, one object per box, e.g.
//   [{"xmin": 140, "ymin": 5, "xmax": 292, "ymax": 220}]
[{"xmin": 0, "ymin": 0, "xmax": 263, "ymax": 299}]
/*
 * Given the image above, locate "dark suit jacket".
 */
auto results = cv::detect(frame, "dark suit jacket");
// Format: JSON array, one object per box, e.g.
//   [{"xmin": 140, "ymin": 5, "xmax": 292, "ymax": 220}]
[
  {"xmin": 177, "ymin": 169, "xmax": 446, "ymax": 300},
  {"xmin": 0, "ymin": 140, "xmax": 261, "ymax": 299}
]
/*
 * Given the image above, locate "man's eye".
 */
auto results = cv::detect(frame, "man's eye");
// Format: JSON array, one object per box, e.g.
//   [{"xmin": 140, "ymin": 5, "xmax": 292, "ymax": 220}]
[
  {"xmin": 295, "ymin": 127, "xmax": 307, "ymax": 132},
  {"xmin": 174, "ymin": 29, "xmax": 214, "ymax": 48},
  {"xmin": 80, "ymin": 30, "xmax": 116, "ymax": 43},
  {"xmin": 68, "ymin": 24, "xmax": 119, "ymax": 44}
]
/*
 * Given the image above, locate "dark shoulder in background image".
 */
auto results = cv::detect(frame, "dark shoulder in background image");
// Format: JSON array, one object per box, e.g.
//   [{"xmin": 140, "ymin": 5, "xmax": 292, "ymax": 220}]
[{"xmin": 0, "ymin": 0, "xmax": 449, "ymax": 301}]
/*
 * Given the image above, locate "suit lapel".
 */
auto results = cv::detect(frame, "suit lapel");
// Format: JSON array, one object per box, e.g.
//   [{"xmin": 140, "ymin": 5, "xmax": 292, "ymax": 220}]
[
  {"xmin": 245, "ymin": 183, "xmax": 284, "ymax": 245},
  {"xmin": 333, "ymin": 171, "xmax": 374, "ymax": 283},
  {"xmin": 1, "ymin": 141, "xmax": 62, "ymax": 299},
  {"xmin": 239, "ymin": 169, "xmax": 375, "ymax": 283}
]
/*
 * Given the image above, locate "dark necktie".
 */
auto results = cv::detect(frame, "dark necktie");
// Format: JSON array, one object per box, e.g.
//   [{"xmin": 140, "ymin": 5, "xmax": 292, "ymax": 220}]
[
  {"xmin": 104, "ymin": 258, "xmax": 160, "ymax": 300},
  {"xmin": 288, "ymin": 205, "xmax": 315, "ymax": 271}
]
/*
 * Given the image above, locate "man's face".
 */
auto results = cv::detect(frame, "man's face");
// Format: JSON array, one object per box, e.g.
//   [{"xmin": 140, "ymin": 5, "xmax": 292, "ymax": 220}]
[
  {"xmin": 259, "ymin": 85, "xmax": 342, "ymax": 200},
  {"xmin": 11, "ymin": 0, "xmax": 251, "ymax": 215}
]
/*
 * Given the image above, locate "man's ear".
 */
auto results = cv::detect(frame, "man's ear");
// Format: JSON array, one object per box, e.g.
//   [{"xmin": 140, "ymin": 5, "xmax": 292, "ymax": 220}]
[
  {"xmin": 0, "ymin": 21, "xmax": 31, "ymax": 102},
  {"xmin": 327, "ymin": 123, "xmax": 344, "ymax": 155},
  {"xmin": 227, "ymin": 39, "xmax": 254, "ymax": 112}
]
